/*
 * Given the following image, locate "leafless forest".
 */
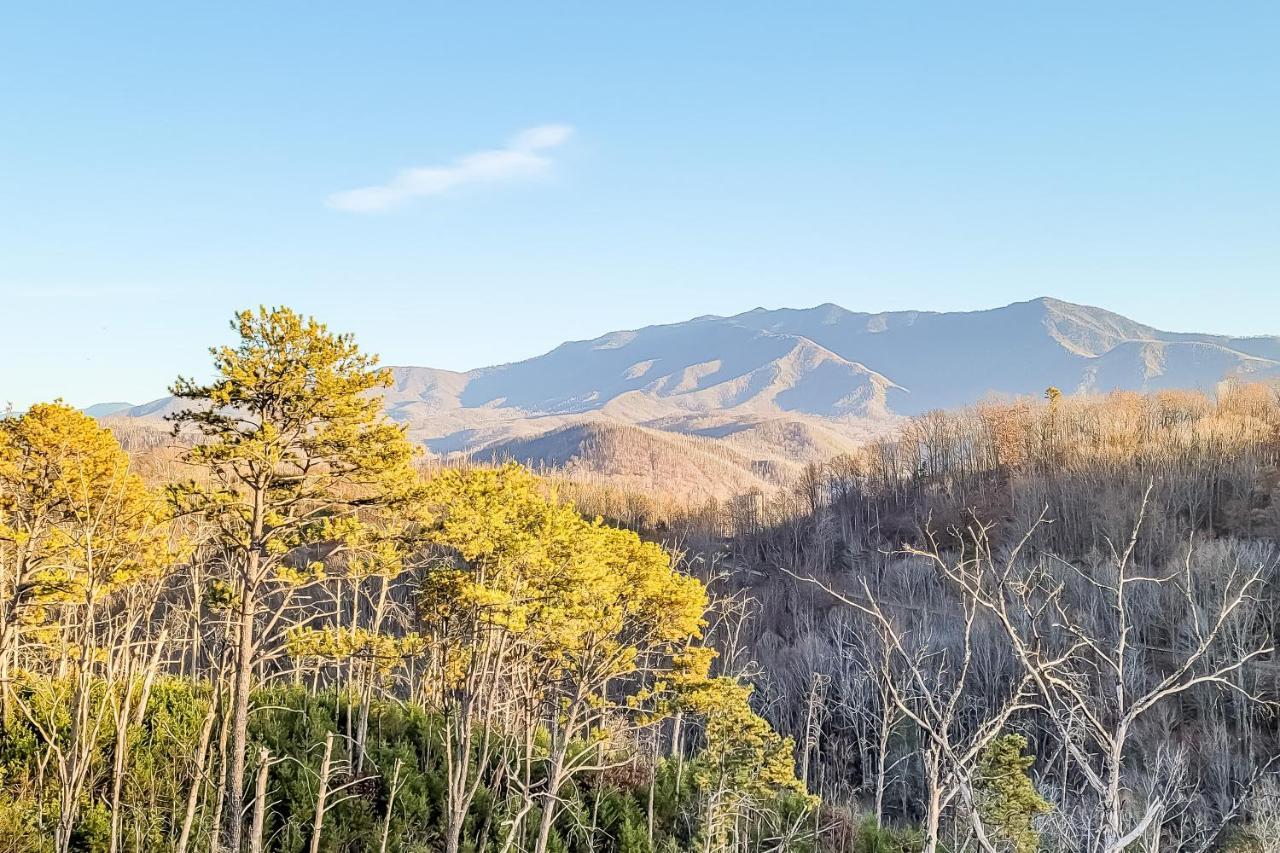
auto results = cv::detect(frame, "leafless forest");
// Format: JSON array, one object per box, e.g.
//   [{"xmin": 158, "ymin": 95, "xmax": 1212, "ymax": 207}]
[{"xmin": 559, "ymin": 384, "xmax": 1280, "ymax": 852}]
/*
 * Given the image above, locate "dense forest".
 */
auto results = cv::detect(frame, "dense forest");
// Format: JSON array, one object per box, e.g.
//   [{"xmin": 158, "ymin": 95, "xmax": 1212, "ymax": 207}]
[
  {"xmin": 567, "ymin": 381, "xmax": 1280, "ymax": 852},
  {"xmin": 3, "ymin": 308, "xmax": 1279, "ymax": 852}
]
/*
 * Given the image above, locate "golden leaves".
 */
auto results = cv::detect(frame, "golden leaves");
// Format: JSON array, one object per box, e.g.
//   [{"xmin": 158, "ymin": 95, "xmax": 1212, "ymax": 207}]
[
  {"xmin": 285, "ymin": 626, "xmax": 425, "ymax": 674},
  {"xmin": 0, "ymin": 403, "xmax": 175, "ymax": 613},
  {"xmin": 419, "ymin": 464, "xmax": 708, "ymax": 683},
  {"xmin": 168, "ymin": 307, "xmax": 420, "ymax": 587}
]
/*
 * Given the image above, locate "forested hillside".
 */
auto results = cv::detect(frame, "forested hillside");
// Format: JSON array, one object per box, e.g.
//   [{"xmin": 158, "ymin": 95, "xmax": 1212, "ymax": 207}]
[
  {"xmin": 572, "ymin": 383, "xmax": 1280, "ymax": 852},
  {"xmin": 4, "ymin": 310, "xmax": 1280, "ymax": 852},
  {"xmin": 101, "ymin": 298, "xmax": 1280, "ymax": 501}
]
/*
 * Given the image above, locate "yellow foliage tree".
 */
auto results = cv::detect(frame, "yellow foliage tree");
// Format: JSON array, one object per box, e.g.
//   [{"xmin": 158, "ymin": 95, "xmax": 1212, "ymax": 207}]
[
  {"xmin": 167, "ymin": 307, "xmax": 417, "ymax": 852},
  {"xmin": 417, "ymin": 464, "xmax": 709, "ymax": 853},
  {"xmin": 683, "ymin": 676, "xmax": 812, "ymax": 853},
  {"xmin": 0, "ymin": 402, "xmax": 172, "ymax": 853},
  {"xmin": 0, "ymin": 402, "xmax": 170, "ymax": 683}
]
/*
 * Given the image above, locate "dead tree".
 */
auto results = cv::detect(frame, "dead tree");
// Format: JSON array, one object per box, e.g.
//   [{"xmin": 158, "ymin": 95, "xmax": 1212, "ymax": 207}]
[
  {"xmin": 911, "ymin": 488, "xmax": 1276, "ymax": 853},
  {"xmin": 786, "ymin": 568, "xmax": 1042, "ymax": 853}
]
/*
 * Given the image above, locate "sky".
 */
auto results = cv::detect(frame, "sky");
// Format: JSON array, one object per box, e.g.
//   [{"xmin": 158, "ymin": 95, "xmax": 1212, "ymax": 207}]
[{"xmin": 2, "ymin": 3, "xmax": 1279, "ymax": 410}]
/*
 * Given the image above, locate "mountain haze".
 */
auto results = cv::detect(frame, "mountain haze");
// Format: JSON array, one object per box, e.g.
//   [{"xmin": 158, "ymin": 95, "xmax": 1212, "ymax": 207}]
[{"xmin": 103, "ymin": 297, "xmax": 1280, "ymax": 497}]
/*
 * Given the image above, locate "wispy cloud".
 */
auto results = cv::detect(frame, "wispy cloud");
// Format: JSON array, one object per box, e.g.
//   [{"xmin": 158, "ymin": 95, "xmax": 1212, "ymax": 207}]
[{"xmin": 327, "ymin": 124, "xmax": 574, "ymax": 213}]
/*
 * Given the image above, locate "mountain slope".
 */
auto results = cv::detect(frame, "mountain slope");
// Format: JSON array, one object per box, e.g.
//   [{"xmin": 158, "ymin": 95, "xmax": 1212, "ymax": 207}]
[
  {"xmin": 475, "ymin": 421, "xmax": 781, "ymax": 500},
  {"xmin": 449, "ymin": 321, "xmax": 903, "ymax": 419},
  {"xmin": 729, "ymin": 297, "xmax": 1280, "ymax": 413},
  {"xmin": 103, "ymin": 297, "xmax": 1280, "ymax": 495}
]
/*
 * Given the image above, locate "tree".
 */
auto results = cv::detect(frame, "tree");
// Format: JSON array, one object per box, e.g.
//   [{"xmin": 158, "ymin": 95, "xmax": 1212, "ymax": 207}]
[
  {"xmin": 417, "ymin": 464, "xmax": 710, "ymax": 853},
  {"xmin": 284, "ymin": 511, "xmax": 421, "ymax": 775},
  {"xmin": 168, "ymin": 307, "xmax": 417, "ymax": 852},
  {"xmin": 916, "ymin": 491, "xmax": 1275, "ymax": 853},
  {"xmin": 682, "ymin": 676, "xmax": 811, "ymax": 853},
  {"xmin": 973, "ymin": 734, "xmax": 1050, "ymax": 853},
  {"xmin": 0, "ymin": 402, "xmax": 173, "ymax": 853},
  {"xmin": 1241, "ymin": 777, "xmax": 1280, "ymax": 853},
  {"xmin": 786, "ymin": 566, "xmax": 1041, "ymax": 853}
]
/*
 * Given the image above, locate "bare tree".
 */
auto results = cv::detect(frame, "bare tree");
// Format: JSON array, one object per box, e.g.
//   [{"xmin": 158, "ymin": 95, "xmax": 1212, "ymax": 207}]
[
  {"xmin": 786, "ymin": 567, "xmax": 1042, "ymax": 853},
  {"xmin": 908, "ymin": 490, "xmax": 1276, "ymax": 853}
]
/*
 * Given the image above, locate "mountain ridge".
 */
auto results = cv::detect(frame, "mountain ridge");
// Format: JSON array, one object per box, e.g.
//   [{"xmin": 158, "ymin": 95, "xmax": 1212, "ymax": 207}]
[{"xmin": 98, "ymin": 297, "xmax": 1280, "ymax": 498}]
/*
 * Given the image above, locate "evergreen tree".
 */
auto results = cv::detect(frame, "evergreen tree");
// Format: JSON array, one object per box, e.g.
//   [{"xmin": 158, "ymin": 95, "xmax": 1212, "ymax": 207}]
[
  {"xmin": 168, "ymin": 307, "xmax": 416, "ymax": 852},
  {"xmin": 974, "ymin": 734, "xmax": 1050, "ymax": 853}
]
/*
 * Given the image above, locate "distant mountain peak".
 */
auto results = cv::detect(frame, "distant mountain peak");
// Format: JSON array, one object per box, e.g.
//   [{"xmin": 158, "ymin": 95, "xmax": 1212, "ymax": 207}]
[
  {"xmin": 82, "ymin": 401, "xmax": 134, "ymax": 418},
  {"xmin": 95, "ymin": 297, "xmax": 1280, "ymax": 497}
]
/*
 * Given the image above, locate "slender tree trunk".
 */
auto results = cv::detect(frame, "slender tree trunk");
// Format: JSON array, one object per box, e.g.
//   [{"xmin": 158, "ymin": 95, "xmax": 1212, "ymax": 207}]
[
  {"xmin": 923, "ymin": 785, "xmax": 942, "ymax": 853},
  {"xmin": 921, "ymin": 751, "xmax": 943, "ymax": 853},
  {"xmin": 210, "ymin": 676, "xmax": 233, "ymax": 852},
  {"xmin": 647, "ymin": 736, "xmax": 657, "ymax": 847},
  {"xmin": 672, "ymin": 710, "xmax": 685, "ymax": 798},
  {"xmin": 131, "ymin": 629, "xmax": 167, "ymax": 728},
  {"xmin": 379, "ymin": 758, "xmax": 402, "ymax": 853},
  {"xmin": 533, "ymin": 743, "xmax": 568, "ymax": 853},
  {"xmin": 249, "ymin": 747, "xmax": 271, "ymax": 853},
  {"xmin": 874, "ymin": 708, "xmax": 891, "ymax": 829},
  {"xmin": 176, "ymin": 695, "xmax": 218, "ymax": 853},
  {"xmin": 1103, "ymin": 728, "xmax": 1128, "ymax": 851},
  {"xmin": 221, "ymin": 583, "xmax": 258, "ymax": 853},
  {"xmin": 309, "ymin": 732, "xmax": 335, "ymax": 853},
  {"xmin": 108, "ymin": 666, "xmax": 134, "ymax": 853},
  {"xmin": 355, "ymin": 577, "xmax": 390, "ymax": 776},
  {"xmin": 57, "ymin": 598, "xmax": 101, "ymax": 853}
]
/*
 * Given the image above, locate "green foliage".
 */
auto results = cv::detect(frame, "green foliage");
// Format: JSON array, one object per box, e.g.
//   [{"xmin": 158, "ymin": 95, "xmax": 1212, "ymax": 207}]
[
  {"xmin": 0, "ymin": 676, "xmax": 210, "ymax": 853},
  {"xmin": 679, "ymin": 674, "xmax": 812, "ymax": 852},
  {"xmin": 0, "ymin": 676, "xmax": 804, "ymax": 853},
  {"xmin": 0, "ymin": 310, "xmax": 816, "ymax": 853},
  {"xmin": 168, "ymin": 306, "xmax": 420, "ymax": 592},
  {"xmin": 247, "ymin": 686, "xmax": 442, "ymax": 853},
  {"xmin": 0, "ymin": 795, "xmax": 45, "ymax": 851},
  {"xmin": 973, "ymin": 735, "xmax": 1051, "ymax": 853},
  {"xmin": 853, "ymin": 818, "xmax": 927, "ymax": 853},
  {"xmin": 599, "ymin": 793, "xmax": 652, "ymax": 853},
  {"xmin": 169, "ymin": 305, "xmax": 417, "ymax": 501},
  {"xmin": 166, "ymin": 306, "xmax": 421, "ymax": 850},
  {"xmin": 67, "ymin": 803, "xmax": 109, "ymax": 853}
]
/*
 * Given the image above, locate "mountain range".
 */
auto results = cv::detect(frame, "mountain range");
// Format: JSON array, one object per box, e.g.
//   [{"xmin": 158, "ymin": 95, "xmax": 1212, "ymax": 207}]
[{"xmin": 100, "ymin": 297, "xmax": 1280, "ymax": 499}]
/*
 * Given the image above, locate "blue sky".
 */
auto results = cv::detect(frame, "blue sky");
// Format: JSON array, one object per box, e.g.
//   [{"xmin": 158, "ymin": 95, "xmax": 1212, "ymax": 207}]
[{"xmin": 2, "ymin": 3, "xmax": 1279, "ymax": 409}]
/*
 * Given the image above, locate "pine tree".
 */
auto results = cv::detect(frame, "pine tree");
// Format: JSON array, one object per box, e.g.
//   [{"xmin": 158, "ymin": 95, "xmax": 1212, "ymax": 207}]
[
  {"xmin": 974, "ymin": 734, "xmax": 1050, "ymax": 853},
  {"xmin": 168, "ymin": 307, "xmax": 416, "ymax": 852}
]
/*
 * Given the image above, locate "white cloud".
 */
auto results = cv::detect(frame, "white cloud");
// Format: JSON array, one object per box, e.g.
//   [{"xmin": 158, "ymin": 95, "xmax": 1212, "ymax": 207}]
[{"xmin": 327, "ymin": 124, "xmax": 574, "ymax": 213}]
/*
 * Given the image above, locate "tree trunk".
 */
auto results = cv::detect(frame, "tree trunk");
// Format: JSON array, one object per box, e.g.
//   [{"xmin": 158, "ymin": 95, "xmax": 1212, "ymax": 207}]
[
  {"xmin": 175, "ymin": 696, "xmax": 218, "ymax": 853},
  {"xmin": 922, "ymin": 754, "xmax": 943, "ymax": 853},
  {"xmin": 108, "ymin": 665, "xmax": 135, "ymax": 853},
  {"xmin": 209, "ymin": 679, "xmax": 233, "ymax": 853},
  {"xmin": 672, "ymin": 710, "xmax": 685, "ymax": 797},
  {"xmin": 379, "ymin": 758, "xmax": 402, "ymax": 853},
  {"xmin": 532, "ymin": 744, "xmax": 568, "ymax": 853},
  {"xmin": 220, "ymin": 585, "xmax": 258, "ymax": 853},
  {"xmin": 249, "ymin": 747, "xmax": 271, "ymax": 853},
  {"xmin": 874, "ymin": 708, "xmax": 891, "ymax": 829},
  {"xmin": 647, "ymin": 737, "xmax": 657, "ymax": 846},
  {"xmin": 355, "ymin": 577, "xmax": 391, "ymax": 777},
  {"xmin": 443, "ymin": 701, "xmax": 473, "ymax": 853},
  {"xmin": 310, "ymin": 732, "xmax": 335, "ymax": 853}
]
